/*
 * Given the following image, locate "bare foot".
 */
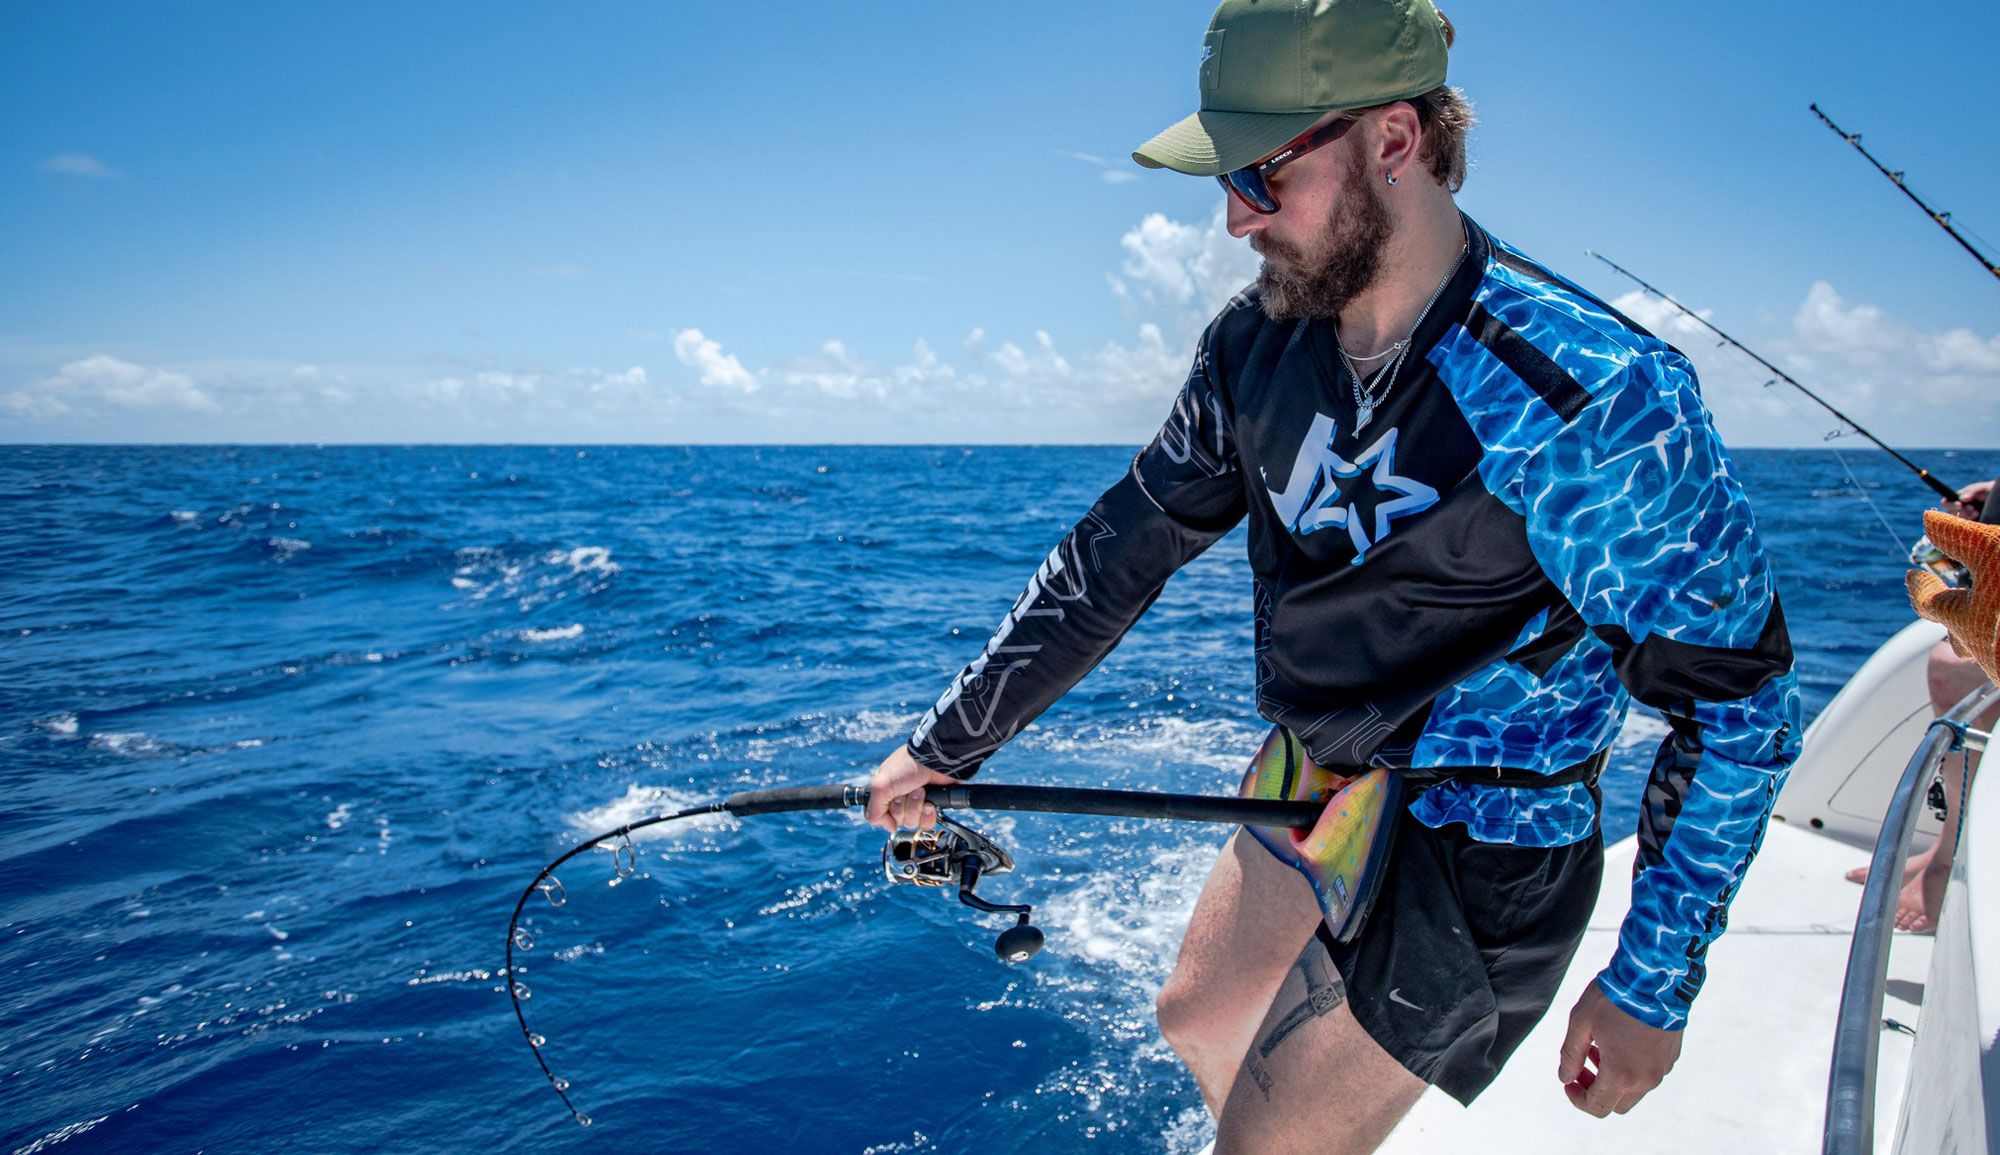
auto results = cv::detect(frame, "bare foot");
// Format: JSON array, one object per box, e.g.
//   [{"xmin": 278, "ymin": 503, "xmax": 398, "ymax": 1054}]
[
  {"xmin": 1848, "ymin": 849, "xmax": 1930, "ymax": 886},
  {"xmin": 1892, "ymin": 864, "xmax": 1949, "ymax": 933}
]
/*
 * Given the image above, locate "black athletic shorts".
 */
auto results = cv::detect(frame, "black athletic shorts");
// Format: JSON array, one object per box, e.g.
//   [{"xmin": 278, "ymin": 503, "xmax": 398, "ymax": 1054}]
[{"xmin": 1310, "ymin": 802, "xmax": 1604, "ymax": 1106}]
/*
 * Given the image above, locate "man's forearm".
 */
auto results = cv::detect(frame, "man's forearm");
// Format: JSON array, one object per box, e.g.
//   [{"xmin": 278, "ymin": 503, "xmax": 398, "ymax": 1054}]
[{"xmin": 908, "ymin": 468, "xmax": 1232, "ymax": 777}]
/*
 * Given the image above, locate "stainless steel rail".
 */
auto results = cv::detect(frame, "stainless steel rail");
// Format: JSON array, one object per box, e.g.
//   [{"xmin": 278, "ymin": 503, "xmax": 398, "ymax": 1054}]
[{"xmin": 1823, "ymin": 681, "xmax": 2000, "ymax": 1154}]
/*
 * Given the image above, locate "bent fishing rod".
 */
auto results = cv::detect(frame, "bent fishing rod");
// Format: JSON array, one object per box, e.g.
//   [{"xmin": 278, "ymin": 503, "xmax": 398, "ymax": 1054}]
[
  {"xmin": 505, "ymin": 780, "xmax": 1322, "ymax": 1127},
  {"xmin": 1586, "ymin": 250, "xmax": 1963, "ymax": 504},
  {"xmin": 1810, "ymin": 103, "xmax": 2000, "ymax": 283}
]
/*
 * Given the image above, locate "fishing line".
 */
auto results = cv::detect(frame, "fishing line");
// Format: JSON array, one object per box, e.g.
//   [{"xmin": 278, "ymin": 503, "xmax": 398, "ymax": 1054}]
[
  {"xmin": 504, "ymin": 782, "xmax": 1322, "ymax": 1126},
  {"xmin": 1586, "ymin": 250, "xmax": 1964, "ymax": 504},
  {"xmin": 503, "ymin": 801, "xmax": 725, "ymax": 1127},
  {"xmin": 1758, "ymin": 378, "xmax": 1909, "ymax": 558}
]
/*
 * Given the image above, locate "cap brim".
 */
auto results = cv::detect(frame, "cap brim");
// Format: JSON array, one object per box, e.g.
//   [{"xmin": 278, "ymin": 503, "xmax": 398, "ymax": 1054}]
[{"xmin": 1132, "ymin": 108, "xmax": 1329, "ymax": 177}]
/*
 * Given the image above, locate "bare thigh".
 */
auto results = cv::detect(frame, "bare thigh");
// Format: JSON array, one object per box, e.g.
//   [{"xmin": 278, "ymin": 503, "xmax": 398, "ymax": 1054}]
[
  {"xmin": 1214, "ymin": 941, "xmax": 1426, "ymax": 1155},
  {"xmin": 1929, "ymin": 640, "xmax": 1999, "ymax": 719},
  {"xmin": 1158, "ymin": 830, "xmax": 1329, "ymax": 1107}
]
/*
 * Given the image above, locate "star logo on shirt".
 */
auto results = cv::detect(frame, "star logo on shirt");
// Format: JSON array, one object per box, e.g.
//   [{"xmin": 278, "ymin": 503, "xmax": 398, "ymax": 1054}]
[{"xmin": 1263, "ymin": 417, "xmax": 1440, "ymax": 563}]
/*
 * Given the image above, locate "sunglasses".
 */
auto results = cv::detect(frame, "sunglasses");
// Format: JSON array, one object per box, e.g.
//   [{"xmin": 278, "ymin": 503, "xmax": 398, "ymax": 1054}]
[{"xmin": 1217, "ymin": 117, "xmax": 1358, "ymax": 215}]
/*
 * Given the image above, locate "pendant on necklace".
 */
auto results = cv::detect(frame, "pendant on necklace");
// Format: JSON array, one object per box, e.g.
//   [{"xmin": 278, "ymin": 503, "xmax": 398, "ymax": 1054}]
[{"xmin": 1355, "ymin": 401, "xmax": 1375, "ymax": 432}]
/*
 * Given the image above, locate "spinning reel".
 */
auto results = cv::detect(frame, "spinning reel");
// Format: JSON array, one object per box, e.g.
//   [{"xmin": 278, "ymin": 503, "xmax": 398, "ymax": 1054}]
[{"xmin": 883, "ymin": 815, "xmax": 1044, "ymax": 962}]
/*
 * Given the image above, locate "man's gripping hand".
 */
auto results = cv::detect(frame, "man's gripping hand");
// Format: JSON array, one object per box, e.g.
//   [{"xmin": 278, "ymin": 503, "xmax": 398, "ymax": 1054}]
[
  {"xmin": 864, "ymin": 746, "xmax": 959, "ymax": 833},
  {"xmin": 1557, "ymin": 981, "xmax": 1682, "ymax": 1116}
]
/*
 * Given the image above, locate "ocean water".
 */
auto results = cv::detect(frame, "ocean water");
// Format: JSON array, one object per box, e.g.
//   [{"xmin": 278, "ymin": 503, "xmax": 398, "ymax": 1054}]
[{"xmin": 3, "ymin": 443, "xmax": 1994, "ymax": 1154}]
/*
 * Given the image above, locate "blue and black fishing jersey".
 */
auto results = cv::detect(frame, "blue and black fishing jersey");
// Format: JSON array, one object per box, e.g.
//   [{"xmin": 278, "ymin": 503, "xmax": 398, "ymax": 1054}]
[{"xmin": 906, "ymin": 214, "xmax": 1801, "ymax": 1032}]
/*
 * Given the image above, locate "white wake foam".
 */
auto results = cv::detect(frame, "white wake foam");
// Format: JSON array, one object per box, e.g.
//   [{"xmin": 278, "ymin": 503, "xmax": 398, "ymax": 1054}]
[
  {"xmin": 568, "ymin": 783, "xmax": 738, "ymax": 844},
  {"xmin": 519, "ymin": 624, "xmax": 584, "ymax": 643},
  {"xmin": 449, "ymin": 543, "xmax": 619, "ymax": 609},
  {"xmin": 267, "ymin": 537, "xmax": 311, "ymax": 562}
]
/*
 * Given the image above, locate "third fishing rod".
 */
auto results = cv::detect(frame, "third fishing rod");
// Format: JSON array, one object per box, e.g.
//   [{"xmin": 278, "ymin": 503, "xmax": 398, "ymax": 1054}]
[
  {"xmin": 1810, "ymin": 103, "xmax": 2000, "ymax": 284},
  {"xmin": 1586, "ymin": 250, "xmax": 1963, "ymax": 505}
]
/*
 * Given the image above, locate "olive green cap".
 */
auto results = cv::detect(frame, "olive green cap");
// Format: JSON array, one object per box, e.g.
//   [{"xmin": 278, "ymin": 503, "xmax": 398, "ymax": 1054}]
[{"xmin": 1134, "ymin": 0, "xmax": 1450, "ymax": 177}]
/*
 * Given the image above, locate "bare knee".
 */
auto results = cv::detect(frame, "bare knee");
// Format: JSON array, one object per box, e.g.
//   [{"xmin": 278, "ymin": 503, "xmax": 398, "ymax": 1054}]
[
  {"xmin": 1157, "ymin": 831, "xmax": 1325, "ymax": 1067},
  {"xmin": 1156, "ymin": 964, "xmax": 1210, "ymax": 1052},
  {"xmin": 1929, "ymin": 641, "xmax": 1988, "ymax": 710}
]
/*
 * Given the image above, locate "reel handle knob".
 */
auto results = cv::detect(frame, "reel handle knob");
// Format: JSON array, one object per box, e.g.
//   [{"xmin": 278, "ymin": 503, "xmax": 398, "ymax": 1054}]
[{"xmin": 995, "ymin": 919, "xmax": 1044, "ymax": 963}]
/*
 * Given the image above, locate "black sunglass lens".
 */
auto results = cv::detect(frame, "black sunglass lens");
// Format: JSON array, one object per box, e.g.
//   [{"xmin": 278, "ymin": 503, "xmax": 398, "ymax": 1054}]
[{"xmin": 1219, "ymin": 170, "xmax": 1277, "ymax": 213}]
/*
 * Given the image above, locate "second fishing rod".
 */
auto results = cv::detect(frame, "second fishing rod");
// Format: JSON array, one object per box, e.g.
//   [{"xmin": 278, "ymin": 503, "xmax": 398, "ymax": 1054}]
[{"xmin": 1587, "ymin": 249, "xmax": 1963, "ymax": 505}]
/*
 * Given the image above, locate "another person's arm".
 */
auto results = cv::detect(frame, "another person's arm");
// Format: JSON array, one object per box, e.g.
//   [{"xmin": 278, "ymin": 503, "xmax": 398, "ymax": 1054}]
[
  {"xmin": 867, "ymin": 332, "xmax": 1249, "ymax": 831},
  {"xmin": 1951, "ymin": 477, "xmax": 1995, "ymax": 521},
  {"xmin": 1517, "ymin": 349, "xmax": 1801, "ymax": 1113}
]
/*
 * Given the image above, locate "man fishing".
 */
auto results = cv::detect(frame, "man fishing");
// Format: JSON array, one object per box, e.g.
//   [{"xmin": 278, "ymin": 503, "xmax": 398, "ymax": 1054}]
[{"xmin": 867, "ymin": 1, "xmax": 1800, "ymax": 1149}]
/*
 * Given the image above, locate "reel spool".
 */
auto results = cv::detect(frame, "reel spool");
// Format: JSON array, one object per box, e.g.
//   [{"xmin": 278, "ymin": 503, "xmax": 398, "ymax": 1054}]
[{"xmin": 883, "ymin": 815, "xmax": 1043, "ymax": 961}]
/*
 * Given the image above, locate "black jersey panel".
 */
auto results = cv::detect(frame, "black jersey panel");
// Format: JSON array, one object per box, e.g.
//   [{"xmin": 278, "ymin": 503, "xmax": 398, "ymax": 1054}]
[
  {"xmin": 1254, "ymin": 479, "xmax": 1567, "ymax": 768},
  {"xmin": 1592, "ymin": 597, "xmax": 1795, "ymax": 714},
  {"xmin": 1465, "ymin": 303, "xmax": 1591, "ymax": 423},
  {"xmin": 1505, "ymin": 601, "xmax": 1589, "ymax": 679}
]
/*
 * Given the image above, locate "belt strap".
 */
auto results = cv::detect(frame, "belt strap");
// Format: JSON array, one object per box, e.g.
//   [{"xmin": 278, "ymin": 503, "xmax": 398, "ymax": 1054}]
[{"xmin": 1394, "ymin": 748, "xmax": 1609, "ymax": 791}]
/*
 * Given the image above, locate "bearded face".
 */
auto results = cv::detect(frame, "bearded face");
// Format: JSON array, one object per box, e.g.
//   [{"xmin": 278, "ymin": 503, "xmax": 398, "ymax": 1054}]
[{"xmin": 1252, "ymin": 147, "xmax": 1392, "ymax": 321}]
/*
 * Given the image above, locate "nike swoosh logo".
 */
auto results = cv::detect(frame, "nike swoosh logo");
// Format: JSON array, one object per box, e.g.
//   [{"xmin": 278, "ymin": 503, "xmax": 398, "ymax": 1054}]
[{"xmin": 1388, "ymin": 987, "xmax": 1426, "ymax": 1012}]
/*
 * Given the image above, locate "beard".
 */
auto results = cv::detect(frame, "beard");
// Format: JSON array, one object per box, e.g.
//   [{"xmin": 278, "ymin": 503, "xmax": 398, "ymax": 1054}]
[{"xmin": 1252, "ymin": 150, "xmax": 1391, "ymax": 321}]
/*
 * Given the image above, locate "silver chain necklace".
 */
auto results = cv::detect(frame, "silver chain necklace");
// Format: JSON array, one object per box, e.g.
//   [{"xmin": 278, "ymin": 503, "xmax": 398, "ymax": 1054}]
[{"xmin": 1336, "ymin": 235, "xmax": 1468, "ymax": 433}]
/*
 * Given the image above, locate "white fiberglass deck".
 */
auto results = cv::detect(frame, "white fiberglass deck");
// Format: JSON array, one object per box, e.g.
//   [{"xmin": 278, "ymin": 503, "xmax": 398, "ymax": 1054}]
[{"xmin": 1381, "ymin": 822, "xmax": 1928, "ymax": 1154}]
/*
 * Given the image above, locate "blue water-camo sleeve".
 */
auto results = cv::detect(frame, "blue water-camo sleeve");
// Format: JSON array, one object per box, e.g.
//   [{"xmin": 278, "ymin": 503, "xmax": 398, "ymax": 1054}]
[
  {"xmin": 1519, "ymin": 348, "xmax": 1802, "ymax": 1031},
  {"xmin": 905, "ymin": 322, "xmax": 1249, "ymax": 778}
]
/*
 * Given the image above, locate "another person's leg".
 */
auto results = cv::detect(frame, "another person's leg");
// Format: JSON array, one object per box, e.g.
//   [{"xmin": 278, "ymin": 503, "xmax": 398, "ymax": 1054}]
[
  {"xmin": 1157, "ymin": 829, "xmax": 1327, "ymax": 1114},
  {"xmin": 1896, "ymin": 641, "xmax": 1999, "ymax": 931},
  {"xmin": 1847, "ymin": 639, "xmax": 1986, "ymax": 889}
]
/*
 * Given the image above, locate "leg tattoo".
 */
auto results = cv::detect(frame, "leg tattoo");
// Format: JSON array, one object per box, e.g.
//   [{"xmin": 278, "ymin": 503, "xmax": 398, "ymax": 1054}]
[{"xmin": 1242, "ymin": 938, "xmax": 1349, "ymax": 1100}]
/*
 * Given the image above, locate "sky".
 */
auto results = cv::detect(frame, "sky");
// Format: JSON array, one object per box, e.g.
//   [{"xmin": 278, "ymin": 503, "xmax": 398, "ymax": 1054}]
[{"xmin": 3, "ymin": 0, "xmax": 1998, "ymax": 447}]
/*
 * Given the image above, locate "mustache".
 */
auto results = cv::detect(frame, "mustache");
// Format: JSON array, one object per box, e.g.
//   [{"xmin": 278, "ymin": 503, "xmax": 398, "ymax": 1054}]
[{"xmin": 1250, "ymin": 233, "xmax": 1305, "ymax": 263}]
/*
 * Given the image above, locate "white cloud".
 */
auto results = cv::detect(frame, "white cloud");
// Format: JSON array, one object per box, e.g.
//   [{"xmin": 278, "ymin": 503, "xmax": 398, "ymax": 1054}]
[
  {"xmin": 0, "ymin": 390, "xmax": 69, "ymax": 419},
  {"xmin": 1790, "ymin": 281, "xmax": 1896, "ymax": 355},
  {"xmin": 771, "ymin": 338, "xmax": 973, "ymax": 407},
  {"xmin": 41, "ymin": 153, "xmax": 118, "ymax": 178},
  {"xmin": 1089, "ymin": 321, "xmax": 1181, "ymax": 405},
  {"xmin": 1110, "ymin": 204, "xmax": 1257, "ymax": 316},
  {"xmin": 3, "ymin": 354, "xmax": 216, "ymax": 417},
  {"xmin": 897, "ymin": 339, "xmax": 956, "ymax": 387},
  {"xmin": 1611, "ymin": 282, "xmax": 2000, "ymax": 444},
  {"xmin": 672, "ymin": 328, "xmax": 758, "ymax": 392},
  {"xmin": 1061, "ymin": 149, "xmax": 1144, "ymax": 186},
  {"xmin": 779, "ymin": 339, "xmax": 877, "ymax": 400},
  {"xmin": 990, "ymin": 331, "xmax": 1070, "ymax": 379},
  {"xmin": 420, "ymin": 369, "xmax": 537, "ymax": 403},
  {"xmin": 642, "ymin": 206, "xmax": 1249, "ymax": 436},
  {"xmin": 416, "ymin": 365, "xmax": 651, "ymax": 407},
  {"xmin": 1608, "ymin": 290, "xmax": 1715, "ymax": 345}
]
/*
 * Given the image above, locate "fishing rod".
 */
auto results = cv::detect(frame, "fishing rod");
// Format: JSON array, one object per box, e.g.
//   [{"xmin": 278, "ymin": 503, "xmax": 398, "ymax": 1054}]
[
  {"xmin": 504, "ymin": 780, "xmax": 1323, "ymax": 1127},
  {"xmin": 1586, "ymin": 250, "xmax": 1963, "ymax": 504},
  {"xmin": 1809, "ymin": 103, "xmax": 2000, "ymax": 283}
]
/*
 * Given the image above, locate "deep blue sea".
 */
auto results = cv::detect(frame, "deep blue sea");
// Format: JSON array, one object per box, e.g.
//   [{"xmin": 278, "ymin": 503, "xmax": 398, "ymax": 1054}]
[{"xmin": 4, "ymin": 444, "xmax": 1996, "ymax": 1154}]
